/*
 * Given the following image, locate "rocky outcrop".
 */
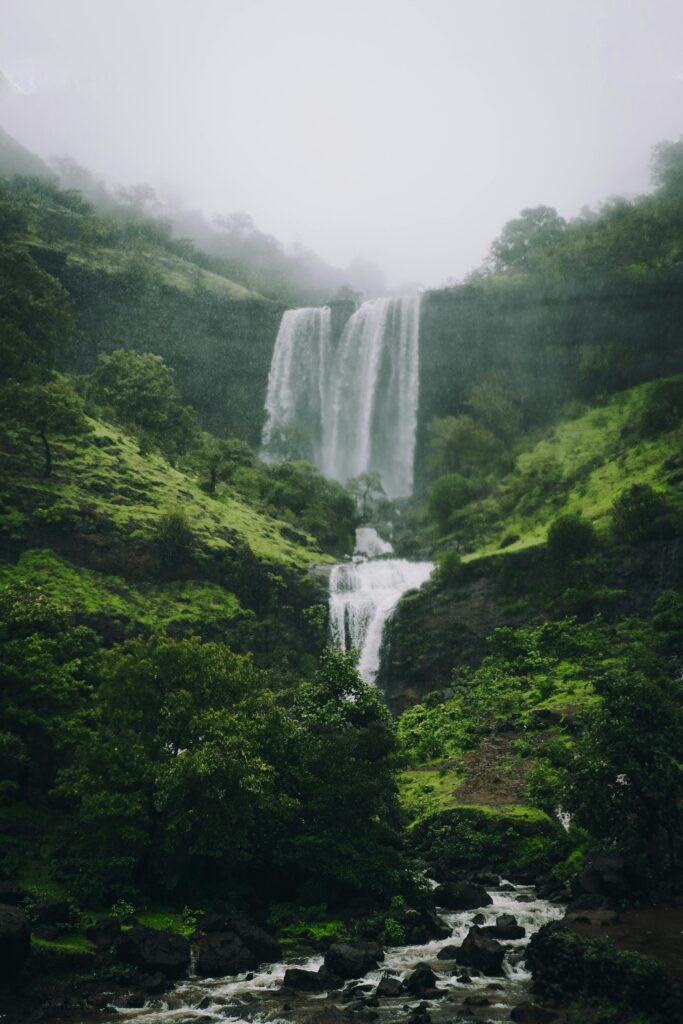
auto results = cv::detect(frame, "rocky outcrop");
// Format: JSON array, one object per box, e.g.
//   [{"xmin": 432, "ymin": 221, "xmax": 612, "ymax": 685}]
[
  {"xmin": 434, "ymin": 881, "xmax": 492, "ymax": 911},
  {"xmin": 457, "ymin": 925, "xmax": 505, "ymax": 976},
  {"xmin": 324, "ymin": 941, "xmax": 384, "ymax": 980},
  {"xmin": 116, "ymin": 925, "xmax": 190, "ymax": 979},
  {"xmin": 85, "ymin": 916, "xmax": 122, "ymax": 949}
]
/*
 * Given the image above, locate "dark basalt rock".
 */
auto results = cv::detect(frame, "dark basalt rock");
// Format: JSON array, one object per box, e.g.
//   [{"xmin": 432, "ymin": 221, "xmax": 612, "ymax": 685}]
[
  {"xmin": 434, "ymin": 881, "xmax": 493, "ymax": 911},
  {"xmin": 195, "ymin": 930, "xmax": 256, "ymax": 977},
  {"xmin": 196, "ymin": 914, "xmax": 280, "ymax": 963},
  {"xmin": 405, "ymin": 964, "xmax": 438, "ymax": 995},
  {"xmin": 394, "ymin": 904, "xmax": 450, "ymax": 943},
  {"xmin": 376, "ymin": 974, "xmax": 403, "ymax": 997},
  {"xmin": 0, "ymin": 904, "xmax": 30, "ymax": 978},
  {"xmin": 85, "ymin": 916, "xmax": 122, "ymax": 948},
  {"xmin": 324, "ymin": 941, "xmax": 384, "ymax": 979},
  {"xmin": 116, "ymin": 924, "xmax": 190, "ymax": 979},
  {"xmin": 283, "ymin": 967, "xmax": 327, "ymax": 992},
  {"xmin": 456, "ymin": 925, "xmax": 505, "ymax": 976},
  {"xmin": 436, "ymin": 943, "xmax": 459, "ymax": 960},
  {"xmin": 480, "ymin": 913, "xmax": 526, "ymax": 940}
]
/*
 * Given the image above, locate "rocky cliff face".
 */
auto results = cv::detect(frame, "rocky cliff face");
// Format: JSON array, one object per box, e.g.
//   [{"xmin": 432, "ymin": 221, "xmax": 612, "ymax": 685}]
[{"xmin": 379, "ymin": 538, "xmax": 683, "ymax": 713}]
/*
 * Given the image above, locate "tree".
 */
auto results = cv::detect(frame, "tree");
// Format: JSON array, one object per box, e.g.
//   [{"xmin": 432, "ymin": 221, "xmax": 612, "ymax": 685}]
[
  {"xmin": 346, "ymin": 471, "xmax": 387, "ymax": 520},
  {"xmin": 610, "ymin": 484, "xmax": 670, "ymax": 544},
  {"xmin": 566, "ymin": 666, "xmax": 683, "ymax": 872},
  {"xmin": 0, "ymin": 245, "xmax": 73, "ymax": 383},
  {"xmin": 547, "ymin": 514, "xmax": 598, "ymax": 566},
  {"xmin": 87, "ymin": 349, "xmax": 198, "ymax": 459},
  {"xmin": 427, "ymin": 415, "xmax": 504, "ymax": 480},
  {"xmin": 426, "ymin": 474, "xmax": 472, "ymax": 536},
  {"xmin": 467, "ymin": 376, "xmax": 521, "ymax": 441},
  {"xmin": 488, "ymin": 206, "xmax": 567, "ymax": 274},
  {"xmin": 285, "ymin": 649, "xmax": 402, "ymax": 899},
  {"xmin": 2, "ymin": 378, "xmax": 90, "ymax": 476}
]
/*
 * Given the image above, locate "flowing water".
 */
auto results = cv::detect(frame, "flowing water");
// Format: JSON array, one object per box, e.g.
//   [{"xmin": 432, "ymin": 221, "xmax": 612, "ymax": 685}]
[
  {"xmin": 329, "ymin": 529, "xmax": 433, "ymax": 684},
  {"xmin": 262, "ymin": 295, "xmax": 421, "ymax": 499},
  {"xmin": 101, "ymin": 881, "xmax": 563, "ymax": 1024}
]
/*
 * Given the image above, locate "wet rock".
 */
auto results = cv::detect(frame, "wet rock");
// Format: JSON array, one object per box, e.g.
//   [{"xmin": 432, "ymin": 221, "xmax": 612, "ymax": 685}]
[
  {"xmin": 464, "ymin": 995, "xmax": 491, "ymax": 1007},
  {"xmin": 457, "ymin": 925, "xmax": 505, "ymax": 976},
  {"xmin": 33, "ymin": 924, "xmax": 59, "ymax": 941},
  {"xmin": 408, "ymin": 1000, "xmax": 431, "ymax": 1023},
  {"xmin": 116, "ymin": 925, "xmax": 190, "ymax": 979},
  {"xmin": 120, "ymin": 991, "xmax": 146, "ymax": 1008},
  {"xmin": 196, "ymin": 913, "xmax": 280, "ymax": 962},
  {"xmin": 32, "ymin": 898, "xmax": 73, "ymax": 925},
  {"xmin": 472, "ymin": 912, "xmax": 486, "ymax": 924},
  {"xmin": 138, "ymin": 971, "xmax": 168, "ymax": 994},
  {"xmin": 376, "ymin": 974, "xmax": 403, "ymax": 997},
  {"xmin": 574, "ymin": 856, "xmax": 635, "ymax": 899},
  {"xmin": 85, "ymin": 916, "xmax": 122, "ymax": 949},
  {"xmin": 481, "ymin": 913, "xmax": 526, "ymax": 940},
  {"xmin": 283, "ymin": 967, "xmax": 328, "ymax": 992},
  {"xmin": 405, "ymin": 964, "xmax": 438, "ymax": 995},
  {"xmin": 436, "ymin": 943, "xmax": 459, "ymax": 960},
  {"xmin": 324, "ymin": 941, "xmax": 384, "ymax": 979},
  {"xmin": 396, "ymin": 905, "xmax": 450, "ymax": 943},
  {"xmin": 434, "ymin": 882, "xmax": 493, "ymax": 911},
  {"xmin": 510, "ymin": 1003, "xmax": 560, "ymax": 1023},
  {"xmin": 195, "ymin": 930, "xmax": 256, "ymax": 976},
  {"xmin": 0, "ymin": 904, "xmax": 31, "ymax": 978}
]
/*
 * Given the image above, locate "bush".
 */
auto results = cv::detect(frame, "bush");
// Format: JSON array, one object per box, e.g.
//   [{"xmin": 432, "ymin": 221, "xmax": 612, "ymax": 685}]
[
  {"xmin": 641, "ymin": 378, "xmax": 683, "ymax": 435},
  {"xmin": 609, "ymin": 484, "xmax": 669, "ymax": 543},
  {"xmin": 155, "ymin": 508, "xmax": 195, "ymax": 565},
  {"xmin": 426, "ymin": 474, "xmax": 473, "ymax": 535},
  {"xmin": 435, "ymin": 549, "xmax": 464, "ymax": 584},
  {"xmin": 547, "ymin": 514, "xmax": 598, "ymax": 564}
]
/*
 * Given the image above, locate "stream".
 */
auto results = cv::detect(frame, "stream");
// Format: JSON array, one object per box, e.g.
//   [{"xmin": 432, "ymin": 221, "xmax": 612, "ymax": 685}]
[{"xmin": 104, "ymin": 882, "xmax": 562, "ymax": 1023}]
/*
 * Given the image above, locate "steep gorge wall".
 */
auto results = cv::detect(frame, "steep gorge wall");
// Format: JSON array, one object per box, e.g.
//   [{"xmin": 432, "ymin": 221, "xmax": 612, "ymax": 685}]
[
  {"xmin": 37, "ymin": 248, "xmax": 285, "ymax": 446},
  {"xmin": 416, "ymin": 273, "xmax": 683, "ymax": 486}
]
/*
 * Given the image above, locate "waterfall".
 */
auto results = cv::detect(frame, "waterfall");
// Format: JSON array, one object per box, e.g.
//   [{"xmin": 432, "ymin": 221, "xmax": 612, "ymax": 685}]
[
  {"xmin": 322, "ymin": 294, "xmax": 421, "ymax": 499},
  {"xmin": 329, "ymin": 529, "xmax": 433, "ymax": 684},
  {"xmin": 262, "ymin": 295, "xmax": 421, "ymax": 499},
  {"xmin": 261, "ymin": 305, "xmax": 332, "ymax": 466}
]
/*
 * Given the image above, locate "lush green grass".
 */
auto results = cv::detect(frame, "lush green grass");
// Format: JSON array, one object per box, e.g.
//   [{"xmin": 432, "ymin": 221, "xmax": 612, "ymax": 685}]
[
  {"xmin": 0, "ymin": 549, "xmax": 244, "ymax": 634},
  {"xmin": 456, "ymin": 378, "xmax": 683, "ymax": 559},
  {"xmin": 0, "ymin": 414, "xmax": 332, "ymax": 571}
]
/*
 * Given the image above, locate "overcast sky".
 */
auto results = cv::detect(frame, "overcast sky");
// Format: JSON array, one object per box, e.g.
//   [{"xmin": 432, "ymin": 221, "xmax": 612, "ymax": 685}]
[{"xmin": 2, "ymin": 0, "xmax": 683, "ymax": 288}]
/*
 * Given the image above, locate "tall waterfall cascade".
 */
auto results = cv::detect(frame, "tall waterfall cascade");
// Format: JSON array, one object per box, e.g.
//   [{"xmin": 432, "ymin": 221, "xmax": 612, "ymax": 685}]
[
  {"xmin": 329, "ymin": 528, "xmax": 433, "ymax": 684},
  {"xmin": 261, "ymin": 294, "xmax": 421, "ymax": 499}
]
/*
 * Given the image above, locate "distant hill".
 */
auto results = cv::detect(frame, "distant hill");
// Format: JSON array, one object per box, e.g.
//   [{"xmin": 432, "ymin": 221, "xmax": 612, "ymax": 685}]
[{"xmin": 0, "ymin": 123, "xmax": 54, "ymax": 179}]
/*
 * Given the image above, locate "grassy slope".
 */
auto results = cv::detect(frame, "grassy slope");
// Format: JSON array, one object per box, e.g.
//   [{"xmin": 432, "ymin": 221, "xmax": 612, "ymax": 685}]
[
  {"xmin": 458, "ymin": 377, "xmax": 683, "ymax": 559},
  {"xmin": 400, "ymin": 379, "xmax": 683, "ymax": 835},
  {"xmin": 1, "ymin": 414, "xmax": 329, "ymax": 569}
]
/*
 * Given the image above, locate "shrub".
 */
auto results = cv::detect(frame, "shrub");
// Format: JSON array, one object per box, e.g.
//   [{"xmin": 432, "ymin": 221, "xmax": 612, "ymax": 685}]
[
  {"xmin": 609, "ymin": 484, "xmax": 669, "ymax": 543},
  {"xmin": 547, "ymin": 514, "xmax": 598, "ymax": 564},
  {"xmin": 155, "ymin": 508, "xmax": 195, "ymax": 565},
  {"xmin": 641, "ymin": 378, "xmax": 683, "ymax": 435}
]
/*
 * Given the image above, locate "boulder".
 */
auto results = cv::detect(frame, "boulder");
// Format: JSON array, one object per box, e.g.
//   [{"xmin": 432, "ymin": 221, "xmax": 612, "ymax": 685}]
[
  {"xmin": 197, "ymin": 914, "xmax": 280, "ymax": 963},
  {"xmin": 32, "ymin": 898, "xmax": 73, "ymax": 925},
  {"xmin": 405, "ymin": 964, "xmax": 438, "ymax": 996},
  {"xmin": 283, "ymin": 967, "xmax": 327, "ymax": 992},
  {"xmin": 574, "ymin": 856, "xmax": 634, "ymax": 900},
  {"xmin": 85, "ymin": 916, "xmax": 122, "ymax": 949},
  {"xmin": 395, "ymin": 904, "xmax": 450, "ymax": 944},
  {"xmin": 195, "ymin": 930, "xmax": 256, "ymax": 977},
  {"xmin": 0, "ymin": 904, "xmax": 30, "ymax": 978},
  {"xmin": 436, "ymin": 944, "xmax": 459, "ymax": 960},
  {"xmin": 565, "ymin": 893, "xmax": 609, "ymax": 913},
  {"xmin": 324, "ymin": 941, "xmax": 383, "ymax": 979},
  {"xmin": 138, "ymin": 971, "xmax": 169, "ymax": 994},
  {"xmin": 457, "ymin": 925, "xmax": 505, "ymax": 976},
  {"xmin": 376, "ymin": 974, "xmax": 403, "ymax": 997},
  {"xmin": 481, "ymin": 913, "xmax": 526, "ymax": 940},
  {"xmin": 116, "ymin": 925, "xmax": 190, "ymax": 979},
  {"xmin": 434, "ymin": 882, "xmax": 492, "ymax": 911}
]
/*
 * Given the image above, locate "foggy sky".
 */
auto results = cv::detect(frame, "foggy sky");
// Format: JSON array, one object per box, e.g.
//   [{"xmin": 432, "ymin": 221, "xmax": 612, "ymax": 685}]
[{"xmin": 2, "ymin": 0, "xmax": 683, "ymax": 289}]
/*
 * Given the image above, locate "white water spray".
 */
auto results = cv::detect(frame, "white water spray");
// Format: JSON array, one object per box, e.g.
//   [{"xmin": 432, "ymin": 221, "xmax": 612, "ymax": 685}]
[{"xmin": 329, "ymin": 528, "xmax": 433, "ymax": 684}]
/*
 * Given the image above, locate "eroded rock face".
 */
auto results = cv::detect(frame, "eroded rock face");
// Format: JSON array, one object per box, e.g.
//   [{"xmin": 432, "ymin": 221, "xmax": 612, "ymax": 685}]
[
  {"xmin": 0, "ymin": 904, "xmax": 30, "ymax": 978},
  {"xmin": 457, "ymin": 925, "xmax": 505, "ymax": 976},
  {"xmin": 116, "ymin": 925, "xmax": 190, "ymax": 979},
  {"xmin": 324, "ymin": 941, "xmax": 384, "ymax": 979},
  {"xmin": 195, "ymin": 931, "xmax": 256, "ymax": 977}
]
